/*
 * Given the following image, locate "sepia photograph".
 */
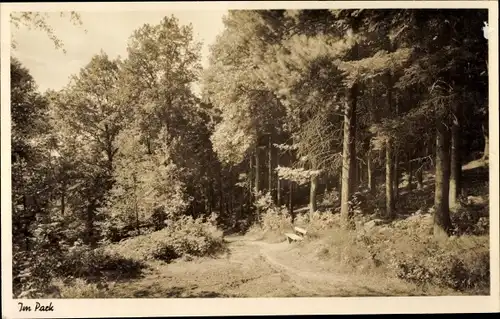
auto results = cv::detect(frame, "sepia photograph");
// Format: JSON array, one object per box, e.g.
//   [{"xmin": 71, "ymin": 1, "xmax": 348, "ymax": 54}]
[{"xmin": 1, "ymin": 1, "xmax": 498, "ymax": 317}]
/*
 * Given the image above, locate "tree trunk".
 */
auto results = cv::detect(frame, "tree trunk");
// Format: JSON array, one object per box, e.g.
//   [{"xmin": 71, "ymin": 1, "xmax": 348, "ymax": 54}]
[
  {"xmin": 350, "ymin": 104, "xmax": 358, "ymax": 195},
  {"xmin": 289, "ymin": 181, "xmax": 294, "ymax": 222},
  {"xmin": 208, "ymin": 179, "xmax": 214, "ymax": 215},
  {"xmin": 309, "ymin": 164, "xmax": 318, "ymax": 214},
  {"xmin": 407, "ymin": 152, "xmax": 413, "ymax": 192},
  {"xmin": 358, "ymin": 160, "xmax": 364, "ymax": 186},
  {"xmin": 393, "ymin": 152, "xmax": 399, "ymax": 202},
  {"xmin": 248, "ymin": 156, "xmax": 254, "ymax": 212},
  {"xmin": 340, "ymin": 84, "xmax": 357, "ymax": 228},
  {"xmin": 268, "ymin": 135, "xmax": 273, "ymax": 197},
  {"xmin": 219, "ymin": 168, "xmax": 224, "ymax": 216},
  {"xmin": 416, "ymin": 147, "xmax": 424, "ymax": 189},
  {"xmin": 482, "ymin": 123, "xmax": 489, "ymax": 161},
  {"xmin": 86, "ymin": 201, "xmax": 97, "ymax": 248},
  {"xmin": 254, "ymin": 148, "xmax": 261, "ymax": 223},
  {"xmin": 277, "ymin": 177, "xmax": 281, "ymax": 206},
  {"xmin": 249, "ymin": 155, "xmax": 254, "ymax": 192},
  {"xmin": 434, "ymin": 120, "xmax": 453, "ymax": 238},
  {"xmin": 367, "ymin": 150, "xmax": 375, "ymax": 193},
  {"xmin": 254, "ymin": 147, "xmax": 260, "ymax": 194},
  {"xmin": 449, "ymin": 102, "xmax": 462, "ymax": 211},
  {"xmin": 416, "ymin": 169, "xmax": 423, "ymax": 189},
  {"xmin": 386, "ymin": 138, "xmax": 395, "ymax": 219},
  {"xmin": 385, "ymin": 38, "xmax": 395, "ymax": 218},
  {"xmin": 229, "ymin": 169, "xmax": 234, "ymax": 219},
  {"xmin": 338, "ymin": 170, "xmax": 342, "ymax": 191}
]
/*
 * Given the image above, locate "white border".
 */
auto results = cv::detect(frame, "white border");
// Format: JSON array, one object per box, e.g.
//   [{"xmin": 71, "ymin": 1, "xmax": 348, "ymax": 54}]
[{"xmin": 1, "ymin": 1, "xmax": 498, "ymax": 317}]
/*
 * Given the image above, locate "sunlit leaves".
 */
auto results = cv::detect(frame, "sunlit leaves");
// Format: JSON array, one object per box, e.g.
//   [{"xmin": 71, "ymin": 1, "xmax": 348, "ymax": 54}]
[{"xmin": 276, "ymin": 166, "xmax": 322, "ymax": 185}]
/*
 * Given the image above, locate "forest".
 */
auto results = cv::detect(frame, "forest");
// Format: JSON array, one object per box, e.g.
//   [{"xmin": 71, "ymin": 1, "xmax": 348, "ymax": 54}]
[{"xmin": 11, "ymin": 9, "xmax": 490, "ymax": 298}]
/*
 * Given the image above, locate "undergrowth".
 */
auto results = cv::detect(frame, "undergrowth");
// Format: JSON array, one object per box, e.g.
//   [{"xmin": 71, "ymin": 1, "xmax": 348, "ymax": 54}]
[
  {"xmin": 14, "ymin": 214, "xmax": 225, "ymax": 298},
  {"xmin": 304, "ymin": 213, "xmax": 489, "ymax": 294},
  {"xmin": 246, "ymin": 188, "xmax": 490, "ymax": 294},
  {"xmin": 106, "ymin": 215, "xmax": 226, "ymax": 263}
]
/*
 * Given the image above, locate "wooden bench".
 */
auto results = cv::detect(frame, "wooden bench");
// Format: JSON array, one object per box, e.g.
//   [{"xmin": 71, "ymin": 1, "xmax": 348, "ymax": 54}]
[
  {"xmin": 284, "ymin": 233, "xmax": 303, "ymax": 243},
  {"xmin": 294, "ymin": 226, "xmax": 307, "ymax": 237}
]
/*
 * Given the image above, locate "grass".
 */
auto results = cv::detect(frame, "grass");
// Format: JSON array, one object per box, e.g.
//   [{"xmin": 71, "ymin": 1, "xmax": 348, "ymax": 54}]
[{"xmin": 245, "ymin": 159, "xmax": 490, "ymax": 295}]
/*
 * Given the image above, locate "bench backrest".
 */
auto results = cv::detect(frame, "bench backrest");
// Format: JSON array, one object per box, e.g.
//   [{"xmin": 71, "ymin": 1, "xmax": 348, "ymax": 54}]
[{"xmin": 294, "ymin": 226, "xmax": 307, "ymax": 235}]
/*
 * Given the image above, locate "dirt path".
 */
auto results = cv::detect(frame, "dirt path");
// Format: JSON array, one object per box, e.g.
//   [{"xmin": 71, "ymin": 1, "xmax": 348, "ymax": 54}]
[{"xmin": 106, "ymin": 235, "xmax": 451, "ymax": 297}]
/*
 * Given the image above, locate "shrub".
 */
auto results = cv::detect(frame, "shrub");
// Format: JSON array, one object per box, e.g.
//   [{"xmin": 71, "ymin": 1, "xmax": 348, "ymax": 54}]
[
  {"xmin": 261, "ymin": 207, "xmax": 293, "ymax": 232},
  {"xmin": 57, "ymin": 243, "xmax": 147, "ymax": 280},
  {"xmin": 295, "ymin": 210, "xmax": 340, "ymax": 233},
  {"xmin": 451, "ymin": 207, "xmax": 480, "ymax": 234},
  {"xmin": 164, "ymin": 215, "xmax": 225, "ymax": 257},
  {"xmin": 322, "ymin": 188, "xmax": 339, "ymax": 206},
  {"xmin": 308, "ymin": 213, "xmax": 489, "ymax": 293},
  {"xmin": 253, "ymin": 191, "xmax": 293, "ymax": 233},
  {"xmin": 107, "ymin": 215, "xmax": 226, "ymax": 263},
  {"xmin": 13, "ymin": 220, "xmax": 70, "ymax": 298},
  {"xmin": 387, "ymin": 235, "xmax": 489, "ymax": 292},
  {"xmin": 13, "ymin": 248, "xmax": 60, "ymax": 298},
  {"xmin": 50, "ymin": 278, "xmax": 105, "ymax": 298}
]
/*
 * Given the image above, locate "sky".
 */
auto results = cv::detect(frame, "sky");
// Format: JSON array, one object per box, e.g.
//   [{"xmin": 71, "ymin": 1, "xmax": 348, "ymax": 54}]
[{"xmin": 11, "ymin": 11, "xmax": 227, "ymax": 93}]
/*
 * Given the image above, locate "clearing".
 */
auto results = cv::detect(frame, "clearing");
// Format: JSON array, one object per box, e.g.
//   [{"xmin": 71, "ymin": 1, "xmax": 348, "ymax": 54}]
[{"xmin": 105, "ymin": 235, "xmax": 458, "ymax": 298}]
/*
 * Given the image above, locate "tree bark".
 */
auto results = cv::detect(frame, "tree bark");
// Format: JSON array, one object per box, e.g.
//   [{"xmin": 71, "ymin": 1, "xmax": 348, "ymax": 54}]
[
  {"xmin": 340, "ymin": 85, "xmax": 357, "ymax": 229},
  {"xmin": 367, "ymin": 150, "xmax": 375, "ymax": 193},
  {"xmin": 208, "ymin": 179, "xmax": 214, "ymax": 215},
  {"xmin": 482, "ymin": 123, "xmax": 489, "ymax": 161},
  {"xmin": 289, "ymin": 181, "xmax": 294, "ymax": 222},
  {"xmin": 86, "ymin": 200, "xmax": 97, "ymax": 248},
  {"xmin": 219, "ymin": 168, "xmax": 224, "ymax": 216},
  {"xmin": 276, "ymin": 148, "xmax": 281, "ymax": 206},
  {"xmin": 277, "ymin": 177, "xmax": 281, "ymax": 207},
  {"xmin": 449, "ymin": 102, "xmax": 462, "ymax": 211},
  {"xmin": 268, "ymin": 135, "xmax": 273, "ymax": 197},
  {"xmin": 385, "ymin": 37, "xmax": 395, "ymax": 218},
  {"xmin": 393, "ymin": 152, "xmax": 399, "ymax": 202},
  {"xmin": 254, "ymin": 147, "xmax": 260, "ymax": 194},
  {"xmin": 229, "ymin": 169, "xmax": 234, "ymax": 219},
  {"xmin": 358, "ymin": 160, "xmax": 364, "ymax": 186},
  {"xmin": 407, "ymin": 152, "xmax": 413, "ymax": 192},
  {"xmin": 349, "ymin": 103, "xmax": 358, "ymax": 195},
  {"xmin": 416, "ymin": 147, "xmax": 424, "ymax": 189},
  {"xmin": 416, "ymin": 168, "xmax": 423, "ymax": 189},
  {"xmin": 338, "ymin": 170, "xmax": 342, "ymax": 191},
  {"xmin": 249, "ymin": 155, "xmax": 254, "ymax": 192},
  {"xmin": 309, "ymin": 162, "xmax": 318, "ymax": 214},
  {"xmin": 386, "ymin": 138, "xmax": 395, "ymax": 219},
  {"xmin": 434, "ymin": 120, "xmax": 453, "ymax": 238}
]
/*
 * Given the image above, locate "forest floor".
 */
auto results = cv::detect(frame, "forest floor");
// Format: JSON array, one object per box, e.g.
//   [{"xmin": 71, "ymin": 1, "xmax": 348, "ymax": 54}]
[
  {"xmin": 105, "ymin": 234, "xmax": 458, "ymax": 298},
  {"xmin": 96, "ymin": 158, "xmax": 489, "ymax": 298}
]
